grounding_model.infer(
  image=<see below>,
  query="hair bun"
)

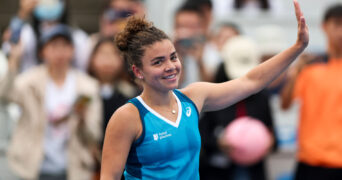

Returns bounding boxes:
[115,16,152,51]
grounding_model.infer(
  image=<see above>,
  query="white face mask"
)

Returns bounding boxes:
[34,0,65,21]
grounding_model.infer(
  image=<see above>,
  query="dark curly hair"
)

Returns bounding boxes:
[115,16,170,78]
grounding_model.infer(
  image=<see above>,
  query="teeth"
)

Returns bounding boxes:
[164,75,175,79]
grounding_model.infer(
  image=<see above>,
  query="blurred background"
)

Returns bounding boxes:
[0,0,340,52]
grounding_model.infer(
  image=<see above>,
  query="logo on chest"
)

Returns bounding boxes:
[186,107,191,117]
[153,131,172,141]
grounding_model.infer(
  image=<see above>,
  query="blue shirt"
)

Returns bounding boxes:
[124,89,201,180]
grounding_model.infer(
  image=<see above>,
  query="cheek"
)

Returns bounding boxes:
[63,48,74,58]
[92,59,104,72]
[111,58,124,70]
[42,48,55,61]
[176,60,182,71]
[93,60,112,74]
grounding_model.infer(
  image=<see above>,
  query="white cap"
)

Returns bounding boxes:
[221,36,260,79]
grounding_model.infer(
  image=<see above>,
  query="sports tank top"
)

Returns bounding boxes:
[124,89,201,180]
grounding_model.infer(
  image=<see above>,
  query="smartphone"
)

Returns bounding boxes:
[175,35,206,49]
[176,38,195,49]
[74,95,91,107]
[9,18,25,44]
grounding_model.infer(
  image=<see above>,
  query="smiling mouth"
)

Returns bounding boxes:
[163,74,177,79]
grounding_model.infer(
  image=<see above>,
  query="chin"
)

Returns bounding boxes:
[160,82,179,92]
[169,85,179,90]
[169,82,180,90]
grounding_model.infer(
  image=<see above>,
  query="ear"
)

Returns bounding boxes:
[132,65,143,79]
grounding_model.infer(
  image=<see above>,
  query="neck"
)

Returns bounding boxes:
[328,44,342,59]
[140,87,174,107]
[48,66,69,87]
[100,78,115,85]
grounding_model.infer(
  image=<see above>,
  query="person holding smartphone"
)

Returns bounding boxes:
[1,24,102,180]
[2,0,90,73]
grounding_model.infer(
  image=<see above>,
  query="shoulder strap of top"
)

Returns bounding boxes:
[173,89,200,117]
[127,98,147,146]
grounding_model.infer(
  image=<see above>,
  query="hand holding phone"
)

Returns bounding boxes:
[73,95,91,119]
[50,95,91,126]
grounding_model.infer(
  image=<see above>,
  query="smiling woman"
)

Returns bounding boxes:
[101,1,309,178]
[133,39,181,92]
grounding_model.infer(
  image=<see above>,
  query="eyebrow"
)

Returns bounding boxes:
[151,56,165,62]
[150,51,177,61]
[170,51,177,57]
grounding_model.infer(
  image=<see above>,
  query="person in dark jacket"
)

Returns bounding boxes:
[199,36,276,180]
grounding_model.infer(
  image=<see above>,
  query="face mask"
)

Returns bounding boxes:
[34,0,65,21]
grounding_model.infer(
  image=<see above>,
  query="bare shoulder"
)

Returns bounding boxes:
[179,82,213,113]
[106,103,142,140]
[180,82,212,98]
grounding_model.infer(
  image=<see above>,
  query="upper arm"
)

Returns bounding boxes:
[181,76,258,112]
[100,103,141,180]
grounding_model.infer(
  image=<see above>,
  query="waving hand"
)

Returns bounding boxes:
[294,0,309,48]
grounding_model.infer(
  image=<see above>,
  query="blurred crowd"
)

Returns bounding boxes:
[0,0,341,180]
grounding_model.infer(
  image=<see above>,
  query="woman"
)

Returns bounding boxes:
[88,37,134,135]
[101,0,308,179]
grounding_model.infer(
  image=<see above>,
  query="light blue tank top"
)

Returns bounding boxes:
[124,89,201,180]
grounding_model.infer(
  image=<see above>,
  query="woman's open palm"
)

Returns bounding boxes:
[294,0,309,48]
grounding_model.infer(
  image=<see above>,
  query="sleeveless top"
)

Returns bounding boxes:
[124,89,201,180]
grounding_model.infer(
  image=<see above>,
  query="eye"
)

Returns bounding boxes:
[171,54,178,61]
[152,60,162,65]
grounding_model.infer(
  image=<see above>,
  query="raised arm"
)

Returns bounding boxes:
[100,104,142,180]
[181,0,309,112]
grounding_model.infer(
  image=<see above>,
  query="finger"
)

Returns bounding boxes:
[293,0,303,22]
[300,16,306,31]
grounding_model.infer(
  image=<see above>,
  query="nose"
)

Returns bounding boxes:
[164,59,176,72]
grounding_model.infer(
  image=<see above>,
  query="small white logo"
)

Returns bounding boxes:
[186,107,191,117]
[153,134,159,141]
[153,131,172,141]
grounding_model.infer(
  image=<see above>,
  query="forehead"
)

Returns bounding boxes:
[142,39,175,60]
[45,36,72,46]
[325,16,342,24]
[175,11,202,25]
[98,42,116,51]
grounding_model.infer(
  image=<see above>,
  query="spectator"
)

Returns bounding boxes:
[2,0,89,72]
[184,0,213,37]
[109,0,145,18]
[254,25,301,152]
[202,22,241,79]
[213,22,241,52]
[199,36,275,180]
[282,4,342,180]
[85,0,146,73]
[87,37,137,137]
[212,0,284,18]
[1,24,102,180]
[173,2,213,87]
[87,37,132,180]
